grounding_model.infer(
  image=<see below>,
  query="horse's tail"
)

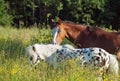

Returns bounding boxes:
[108,54,119,76]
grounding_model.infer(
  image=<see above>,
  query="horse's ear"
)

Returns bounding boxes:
[57,18,62,25]
[49,19,54,29]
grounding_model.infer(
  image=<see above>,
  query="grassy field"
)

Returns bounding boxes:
[0,27,119,81]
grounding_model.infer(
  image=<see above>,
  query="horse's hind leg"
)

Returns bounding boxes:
[97,67,108,81]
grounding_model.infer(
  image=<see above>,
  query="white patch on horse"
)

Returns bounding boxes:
[52,27,58,44]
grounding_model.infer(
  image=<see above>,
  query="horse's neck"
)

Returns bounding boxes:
[40,44,56,58]
[65,25,86,42]
[65,25,88,46]
[40,45,60,58]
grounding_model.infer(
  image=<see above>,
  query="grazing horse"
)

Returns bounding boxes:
[50,19,120,60]
[25,43,119,77]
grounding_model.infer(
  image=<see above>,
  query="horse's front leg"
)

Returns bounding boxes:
[33,60,40,68]
[117,50,120,61]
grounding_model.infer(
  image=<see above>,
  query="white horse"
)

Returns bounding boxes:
[25,43,119,77]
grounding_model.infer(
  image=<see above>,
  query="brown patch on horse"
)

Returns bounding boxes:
[101,58,106,67]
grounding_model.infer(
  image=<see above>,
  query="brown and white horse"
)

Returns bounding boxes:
[50,19,120,60]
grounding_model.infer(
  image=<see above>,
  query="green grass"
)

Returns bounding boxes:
[0,27,119,81]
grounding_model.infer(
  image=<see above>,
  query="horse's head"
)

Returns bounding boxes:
[25,45,39,65]
[25,44,47,66]
[50,19,67,45]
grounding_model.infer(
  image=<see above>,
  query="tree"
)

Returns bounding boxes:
[0,0,12,26]
[60,0,106,25]
[3,0,120,30]
[98,0,120,30]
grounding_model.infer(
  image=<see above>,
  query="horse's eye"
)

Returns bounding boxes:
[30,57,33,61]
[58,29,61,33]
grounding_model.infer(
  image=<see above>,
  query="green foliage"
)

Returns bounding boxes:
[0,0,12,26]
[1,0,120,30]
[64,0,106,25]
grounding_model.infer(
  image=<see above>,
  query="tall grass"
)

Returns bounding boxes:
[0,27,119,81]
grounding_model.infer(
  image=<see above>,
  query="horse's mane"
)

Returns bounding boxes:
[86,26,107,33]
[61,20,119,34]
[62,21,75,24]
[89,27,120,35]
[62,20,85,26]
[61,20,88,31]
[113,32,120,35]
